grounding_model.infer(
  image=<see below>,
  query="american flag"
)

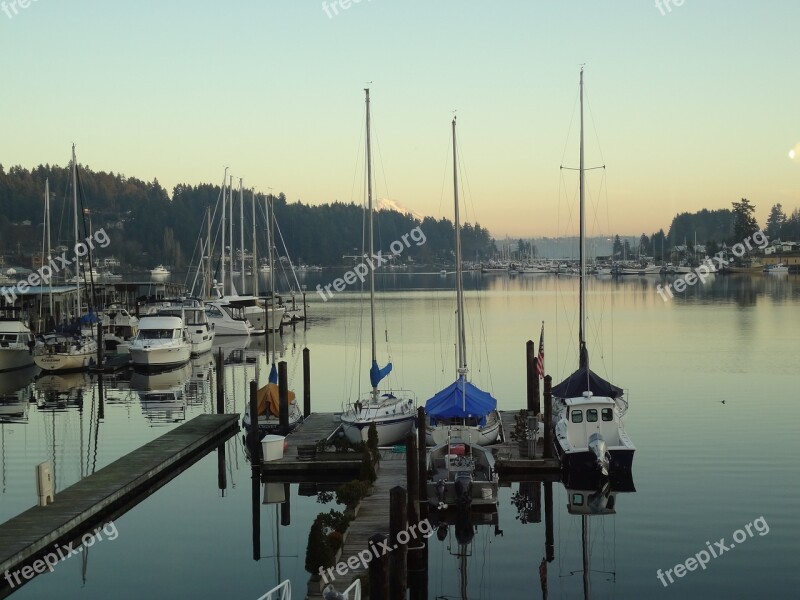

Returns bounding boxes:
[535,322,545,379]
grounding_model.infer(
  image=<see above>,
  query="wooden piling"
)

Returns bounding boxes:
[526,340,540,414]
[278,361,289,434]
[405,433,419,526]
[544,480,554,562]
[280,483,290,526]
[388,486,408,600]
[368,533,388,600]
[543,375,553,459]
[217,442,227,493]
[303,347,311,418]
[249,380,260,459]
[216,348,224,414]
[416,407,428,522]
[251,465,260,561]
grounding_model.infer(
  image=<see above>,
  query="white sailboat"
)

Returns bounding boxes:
[551,68,635,478]
[425,117,501,447]
[34,146,99,373]
[340,89,416,446]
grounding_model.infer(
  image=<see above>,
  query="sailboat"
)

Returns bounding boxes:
[339,89,416,446]
[424,117,501,447]
[34,146,99,373]
[551,68,635,477]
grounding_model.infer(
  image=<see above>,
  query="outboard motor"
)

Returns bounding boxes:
[454,473,472,508]
[588,432,610,477]
[436,479,448,510]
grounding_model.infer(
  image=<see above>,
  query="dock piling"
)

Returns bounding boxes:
[368,533,388,600]
[278,361,289,434]
[248,380,260,459]
[526,340,540,414]
[416,407,427,520]
[388,486,408,600]
[215,348,224,414]
[544,480,554,562]
[303,348,311,418]
[543,375,553,459]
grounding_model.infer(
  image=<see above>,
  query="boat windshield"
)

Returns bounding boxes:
[138,329,176,340]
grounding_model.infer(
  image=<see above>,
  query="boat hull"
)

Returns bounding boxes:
[34,352,95,372]
[242,409,303,438]
[0,349,36,372]
[130,345,191,371]
[340,413,416,446]
[426,411,502,447]
[555,443,635,473]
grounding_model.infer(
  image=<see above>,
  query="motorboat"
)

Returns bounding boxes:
[156,299,214,355]
[551,68,635,478]
[426,432,498,510]
[0,315,36,371]
[205,300,259,336]
[128,314,191,370]
[150,265,170,281]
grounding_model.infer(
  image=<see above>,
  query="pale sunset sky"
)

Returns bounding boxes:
[1,0,798,238]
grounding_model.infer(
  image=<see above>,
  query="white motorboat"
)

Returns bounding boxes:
[764,262,789,274]
[100,303,139,352]
[425,116,501,447]
[204,300,257,336]
[551,68,635,478]
[339,89,416,447]
[0,316,36,371]
[150,265,170,281]
[426,432,499,510]
[156,299,214,355]
[129,315,191,370]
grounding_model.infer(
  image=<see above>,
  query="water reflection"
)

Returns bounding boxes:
[130,362,192,425]
[0,365,37,424]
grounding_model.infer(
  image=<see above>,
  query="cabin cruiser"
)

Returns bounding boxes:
[100,303,139,352]
[150,265,170,281]
[205,300,261,336]
[155,299,214,355]
[129,314,191,370]
[0,316,36,371]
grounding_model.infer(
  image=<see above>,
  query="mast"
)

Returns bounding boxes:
[229,175,234,291]
[252,192,258,297]
[72,145,81,318]
[268,194,276,352]
[221,167,228,297]
[578,67,588,370]
[452,118,467,381]
[206,206,212,298]
[365,88,378,401]
[240,178,245,293]
[45,179,53,315]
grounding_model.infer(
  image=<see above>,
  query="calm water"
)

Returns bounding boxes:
[1,271,798,599]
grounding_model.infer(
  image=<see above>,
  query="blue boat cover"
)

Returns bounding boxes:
[424,378,497,425]
[551,366,623,399]
[369,360,392,388]
[268,363,278,385]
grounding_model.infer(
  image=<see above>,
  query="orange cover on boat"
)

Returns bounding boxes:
[257,383,296,418]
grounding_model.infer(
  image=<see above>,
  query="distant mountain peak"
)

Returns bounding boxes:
[376,198,423,221]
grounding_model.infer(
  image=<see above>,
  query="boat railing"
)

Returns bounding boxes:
[341,579,362,600]
[255,579,291,600]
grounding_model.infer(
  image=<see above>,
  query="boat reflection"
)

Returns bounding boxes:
[34,372,91,411]
[130,362,192,425]
[0,365,37,423]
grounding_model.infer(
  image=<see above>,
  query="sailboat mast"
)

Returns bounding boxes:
[365,88,378,399]
[72,145,81,317]
[221,167,228,296]
[45,179,53,315]
[578,67,588,370]
[240,178,245,293]
[229,175,234,291]
[269,195,276,355]
[252,192,258,297]
[206,206,212,298]
[452,118,467,377]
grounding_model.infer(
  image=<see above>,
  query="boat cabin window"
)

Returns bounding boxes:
[206,306,223,318]
[139,329,173,340]
[0,334,19,346]
[571,410,583,423]
[572,493,584,506]
[586,409,598,422]
[601,408,613,421]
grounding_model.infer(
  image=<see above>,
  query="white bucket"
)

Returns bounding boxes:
[261,435,286,461]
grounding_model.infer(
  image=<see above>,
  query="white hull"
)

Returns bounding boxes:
[190,334,214,356]
[426,411,502,447]
[130,344,191,369]
[244,305,284,333]
[0,349,35,372]
[340,394,416,446]
[34,349,96,372]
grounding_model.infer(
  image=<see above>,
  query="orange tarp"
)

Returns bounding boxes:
[256,383,296,418]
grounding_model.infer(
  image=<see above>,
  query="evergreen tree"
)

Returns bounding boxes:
[731,198,759,243]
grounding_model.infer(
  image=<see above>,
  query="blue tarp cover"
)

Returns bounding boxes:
[551,366,623,399]
[369,360,392,388]
[424,377,497,424]
[268,363,278,385]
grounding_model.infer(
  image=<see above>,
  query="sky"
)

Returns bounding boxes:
[1,0,798,238]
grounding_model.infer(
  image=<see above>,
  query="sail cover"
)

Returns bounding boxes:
[268,362,278,385]
[369,360,392,388]
[425,378,497,425]
[551,366,623,399]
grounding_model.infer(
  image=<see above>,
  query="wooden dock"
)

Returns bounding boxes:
[493,411,561,479]
[259,413,364,480]
[0,414,238,594]
[308,451,408,597]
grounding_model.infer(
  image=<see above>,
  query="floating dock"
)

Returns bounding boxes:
[0,414,238,595]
